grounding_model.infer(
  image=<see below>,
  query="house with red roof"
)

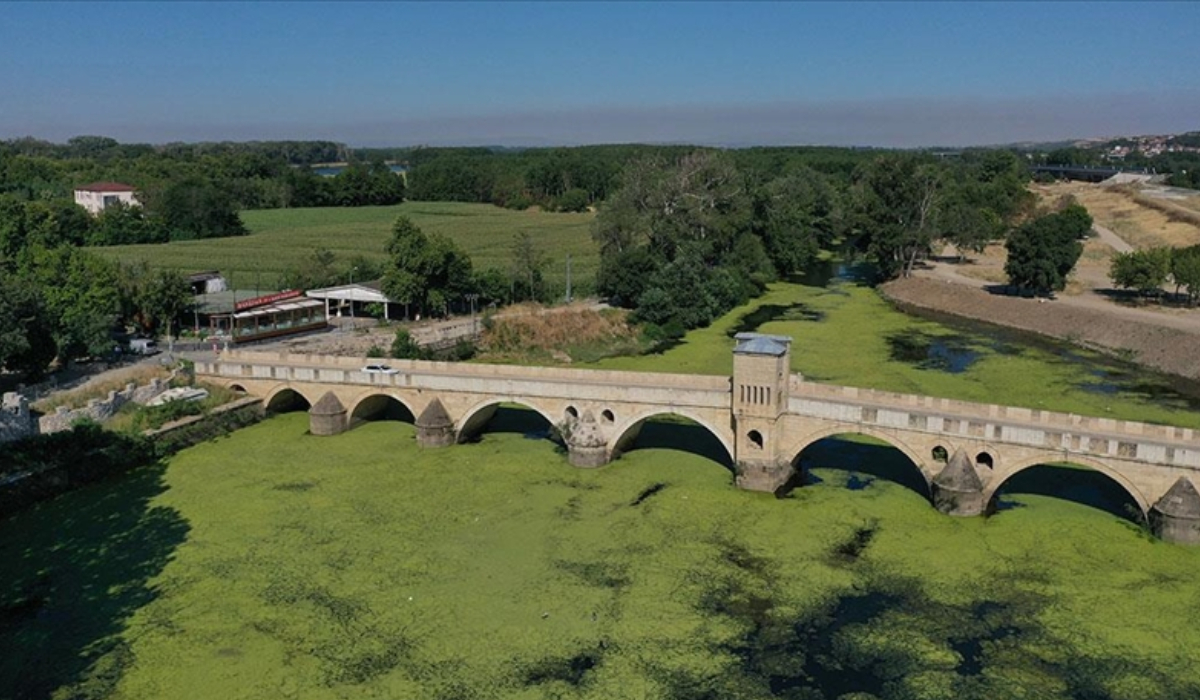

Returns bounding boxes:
[73,181,139,215]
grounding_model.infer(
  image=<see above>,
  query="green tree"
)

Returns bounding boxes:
[757,168,837,275]
[1171,245,1200,306]
[390,328,425,360]
[597,246,663,308]
[151,177,247,240]
[135,269,193,337]
[22,247,121,360]
[23,200,92,248]
[510,231,547,302]
[851,154,943,279]
[382,216,475,317]
[553,188,590,213]
[1004,205,1092,295]
[88,201,167,246]
[0,273,56,378]
[1109,248,1172,298]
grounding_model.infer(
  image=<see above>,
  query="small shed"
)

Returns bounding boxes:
[187,271,228,296]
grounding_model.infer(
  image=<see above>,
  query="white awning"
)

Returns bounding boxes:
[306,284,392,304]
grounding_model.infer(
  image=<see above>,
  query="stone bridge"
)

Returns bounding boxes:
[195,334,1200,544]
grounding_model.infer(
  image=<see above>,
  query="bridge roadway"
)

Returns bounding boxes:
[196,342,1200,544]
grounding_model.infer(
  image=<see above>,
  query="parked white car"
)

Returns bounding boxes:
[362,364,399,375]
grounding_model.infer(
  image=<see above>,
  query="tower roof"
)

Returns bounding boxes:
[416,397,453,428]
[933,448,983,491]
[1152,477,1200,519]
[309,391,346,416]
[733,333,791,357]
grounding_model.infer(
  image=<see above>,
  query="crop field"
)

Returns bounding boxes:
[91,202,599,292]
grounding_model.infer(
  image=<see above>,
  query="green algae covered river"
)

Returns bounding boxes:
[4,279,1200,700]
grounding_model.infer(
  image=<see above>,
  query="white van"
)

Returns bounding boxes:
[129,338,160,356]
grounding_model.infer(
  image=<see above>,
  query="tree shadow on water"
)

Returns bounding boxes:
[0,461,189,699]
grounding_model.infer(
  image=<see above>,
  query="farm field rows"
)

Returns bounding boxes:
[91,202,600,292]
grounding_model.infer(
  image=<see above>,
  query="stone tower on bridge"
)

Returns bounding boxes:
[730,333,793,491]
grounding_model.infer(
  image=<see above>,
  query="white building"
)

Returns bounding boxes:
[306,281,401,320]
[73,181,139,215]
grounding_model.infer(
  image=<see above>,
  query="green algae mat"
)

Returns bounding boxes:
[587,280,1200,429]
[4,412,1200,700]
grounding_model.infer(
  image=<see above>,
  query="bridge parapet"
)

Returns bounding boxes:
[789,379,1199,470]
[214,350,732,391]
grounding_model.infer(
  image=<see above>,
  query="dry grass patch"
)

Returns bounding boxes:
[479,304,647,364]
[32,364,173,413]
[1032,182,1200,250]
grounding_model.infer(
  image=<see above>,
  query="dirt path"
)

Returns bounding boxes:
[882,276,1200,381]
[1091,223,1134,254]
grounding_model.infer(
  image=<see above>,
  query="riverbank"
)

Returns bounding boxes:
[881,276,1200,382]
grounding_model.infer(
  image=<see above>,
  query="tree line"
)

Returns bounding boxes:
[590,148,1040,335]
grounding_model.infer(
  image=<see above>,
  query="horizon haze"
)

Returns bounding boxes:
[2,2,1197,148]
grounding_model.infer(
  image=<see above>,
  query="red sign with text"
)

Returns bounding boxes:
[235,289,303,311]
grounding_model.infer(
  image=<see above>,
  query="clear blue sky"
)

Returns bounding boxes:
[1,1,1197,147]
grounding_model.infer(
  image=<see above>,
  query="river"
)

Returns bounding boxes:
[2,271,1199,699]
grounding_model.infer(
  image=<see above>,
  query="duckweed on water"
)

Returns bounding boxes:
[4,412,1200,699]
[590,281,1200,428]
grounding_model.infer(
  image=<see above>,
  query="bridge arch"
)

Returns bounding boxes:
[608,409,734,468]
[264,385,314,413]
[785,425,935,488]
[982,454,1150,518]
[455,398,559,443]
[347,392,417,425]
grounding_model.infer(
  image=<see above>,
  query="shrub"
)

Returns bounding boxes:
[390,329,426,360]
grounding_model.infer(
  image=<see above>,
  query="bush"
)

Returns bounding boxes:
[554,188,590,213]
[390,329,426,360]
[366,345,386,358]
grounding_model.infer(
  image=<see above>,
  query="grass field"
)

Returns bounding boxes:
[4,413,1199,699]
[92,202,599,293]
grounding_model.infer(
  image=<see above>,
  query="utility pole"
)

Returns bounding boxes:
[348,266,357,329]
[466,293,480,335]
[565,254,573,303]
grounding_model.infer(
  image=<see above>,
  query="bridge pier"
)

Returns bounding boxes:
[1149,477,1200,545]
[309,392,348,436]
[931,448,987,516]
[735,460,795,493]
[416,398,455,448]
[565,411,610,468]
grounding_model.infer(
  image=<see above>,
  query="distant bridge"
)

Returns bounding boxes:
[196,335,1200,544]
[1031,164,1154,182]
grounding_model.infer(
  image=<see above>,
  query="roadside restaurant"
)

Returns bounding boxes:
[231,290,327,344]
